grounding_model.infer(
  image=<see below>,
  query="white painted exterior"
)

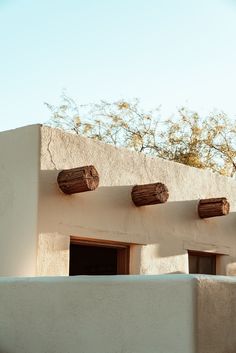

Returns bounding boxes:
[1,126,236,353]
[38,125,236,276]
[0,125,236,276]
[1,274,236,353]
[0,125,40,276]
[0,275,197,353]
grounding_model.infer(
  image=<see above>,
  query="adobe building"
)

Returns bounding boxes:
[1,124,236,353]
[0,124,236,277]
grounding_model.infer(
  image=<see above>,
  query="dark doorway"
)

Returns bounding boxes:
[188,251,216,275]
[69,240,130,275]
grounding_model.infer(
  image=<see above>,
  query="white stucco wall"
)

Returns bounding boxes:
[0,275,196,353]
[40,126,236,205]
[1,126,236,353]
[0,125,40,276]
[1,124,236,277]
[1,274,236,353]
[38,126,236,276]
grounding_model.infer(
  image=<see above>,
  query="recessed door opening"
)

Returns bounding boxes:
[69,239,130,275]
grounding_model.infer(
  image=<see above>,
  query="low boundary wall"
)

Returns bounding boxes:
[0,275,236,353]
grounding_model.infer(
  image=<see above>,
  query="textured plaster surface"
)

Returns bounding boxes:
[197,276,236,353]
[41,125,236,205]
[0,275,196,353]
[1,125,236,276]
[37,233,70,276]
[39,126,236,276]
[0,125,40,276]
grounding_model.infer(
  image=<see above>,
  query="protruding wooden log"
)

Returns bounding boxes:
[131,182,169,207]
[198,197,230,218]
[57,165,99,194]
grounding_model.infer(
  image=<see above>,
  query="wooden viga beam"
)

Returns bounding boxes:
[57,165,99,195]
[198,197,230,219]
[131,182,169,207]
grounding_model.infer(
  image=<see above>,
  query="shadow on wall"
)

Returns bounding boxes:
[40,169,134,207]
[39,169,200,213]
[38,170,236,259]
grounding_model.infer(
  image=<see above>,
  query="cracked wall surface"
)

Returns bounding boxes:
[40,125,236,204]
[38,126,236,276]
[1,124,236,277]
[1,125,236,352]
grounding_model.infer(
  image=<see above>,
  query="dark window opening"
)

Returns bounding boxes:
[188,251,216,275]
[69,240,129,276]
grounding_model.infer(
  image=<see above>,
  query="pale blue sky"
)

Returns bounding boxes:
[0,0,236,131]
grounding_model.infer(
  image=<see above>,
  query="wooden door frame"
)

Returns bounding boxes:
[70,236,130,275]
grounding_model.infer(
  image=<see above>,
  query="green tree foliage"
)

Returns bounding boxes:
[45,94,236,177]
